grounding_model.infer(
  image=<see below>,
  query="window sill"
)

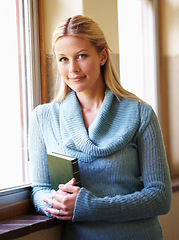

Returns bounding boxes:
[0,214,62,240]
[0,185,62,239]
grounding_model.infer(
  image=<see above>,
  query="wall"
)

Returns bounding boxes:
[44,0,83,54]
[14,225,62,240]
[158,0,179,239]
[83,0,118,54]
[44,0,118,54]
[159,191,179,240]
[83,0,119,79]
[162,0,179,177]
[163,0,179,56]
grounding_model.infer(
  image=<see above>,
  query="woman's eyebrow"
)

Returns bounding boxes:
[56,49,88,56]
[56,53,65,56]
[76,49,88,54]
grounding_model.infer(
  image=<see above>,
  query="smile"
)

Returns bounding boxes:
[69,75,86,82]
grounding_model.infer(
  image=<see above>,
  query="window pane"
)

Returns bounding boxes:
[0,0,30,189]
[118,0,158,113]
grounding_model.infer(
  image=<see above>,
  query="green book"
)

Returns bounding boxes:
[47,152,81,190]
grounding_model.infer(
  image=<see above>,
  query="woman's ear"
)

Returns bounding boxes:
[100,48,108,66]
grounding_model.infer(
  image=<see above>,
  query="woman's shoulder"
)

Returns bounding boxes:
[30,102,61,122]
[133,100,159,138]
[119,97,153,120]
[120,97,157,135]
[138,101,153,120]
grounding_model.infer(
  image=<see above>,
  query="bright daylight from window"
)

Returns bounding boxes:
[118,0,158,113]
[0,1,30,189]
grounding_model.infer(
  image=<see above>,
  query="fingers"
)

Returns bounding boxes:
[44,194,74,219]
[45,207,73,220]
[43,196,59,209]
[44,205,73,217]
[57,178,76,190]
[43,190,66,210]
[43,190,77,216]
[43,179,81,221]
[58,183,80,194]
[66,177,76,186]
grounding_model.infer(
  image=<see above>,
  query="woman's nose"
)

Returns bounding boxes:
[69,59,80,73]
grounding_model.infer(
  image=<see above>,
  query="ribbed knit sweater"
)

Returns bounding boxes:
[29,89,172,240]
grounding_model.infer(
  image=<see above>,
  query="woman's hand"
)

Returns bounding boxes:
[43,178,81,220]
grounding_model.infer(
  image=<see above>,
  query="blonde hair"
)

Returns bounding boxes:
[52,15,143,103]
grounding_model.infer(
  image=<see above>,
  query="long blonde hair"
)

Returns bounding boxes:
[52,15,142,102]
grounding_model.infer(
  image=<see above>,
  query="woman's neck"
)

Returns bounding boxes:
[76,85,105,112]
[76,85,106,130]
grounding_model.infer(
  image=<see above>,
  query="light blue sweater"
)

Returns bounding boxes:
[29,89,172,240]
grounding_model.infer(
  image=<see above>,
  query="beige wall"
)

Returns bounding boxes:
[159,191,179,240]
[14,225,62,240]
[44,0,118,54]
[83,0,119,54]
[163,0,179,56]
[162,0,179,176]
[44,0,83,54]
[159,1,179,239]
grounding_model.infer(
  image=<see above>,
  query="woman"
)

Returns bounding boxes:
[29,15,172,240]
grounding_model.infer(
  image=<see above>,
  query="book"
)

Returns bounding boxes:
[47,152,81,190]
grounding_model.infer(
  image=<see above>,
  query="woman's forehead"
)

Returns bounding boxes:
[54,36,97,55]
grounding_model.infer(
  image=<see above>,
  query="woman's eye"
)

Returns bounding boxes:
[59,57,68,63]
[78,54,87,59]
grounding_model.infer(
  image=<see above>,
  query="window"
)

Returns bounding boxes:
[0,0,41,191]
[118,0,159,114]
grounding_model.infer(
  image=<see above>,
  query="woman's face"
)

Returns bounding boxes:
[54,36,107,94]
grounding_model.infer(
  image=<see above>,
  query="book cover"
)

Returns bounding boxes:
[47,152,81,190]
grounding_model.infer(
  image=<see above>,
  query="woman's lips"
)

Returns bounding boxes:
[69,75,86,82]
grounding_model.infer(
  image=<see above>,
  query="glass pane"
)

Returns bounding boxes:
[0,0,27,189]
[118,0,158,113]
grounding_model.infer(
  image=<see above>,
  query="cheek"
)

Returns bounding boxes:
[84,60,101,76]
[57,64,68,76]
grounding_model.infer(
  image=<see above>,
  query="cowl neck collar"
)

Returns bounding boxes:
[59,90,139,161]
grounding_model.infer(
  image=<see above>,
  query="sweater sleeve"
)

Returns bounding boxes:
[72,109,172,223]
[28,106,52,217]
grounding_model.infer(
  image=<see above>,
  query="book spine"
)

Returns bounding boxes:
[72,159,81,187]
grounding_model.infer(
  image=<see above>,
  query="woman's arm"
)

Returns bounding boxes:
[28,106,52,217]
